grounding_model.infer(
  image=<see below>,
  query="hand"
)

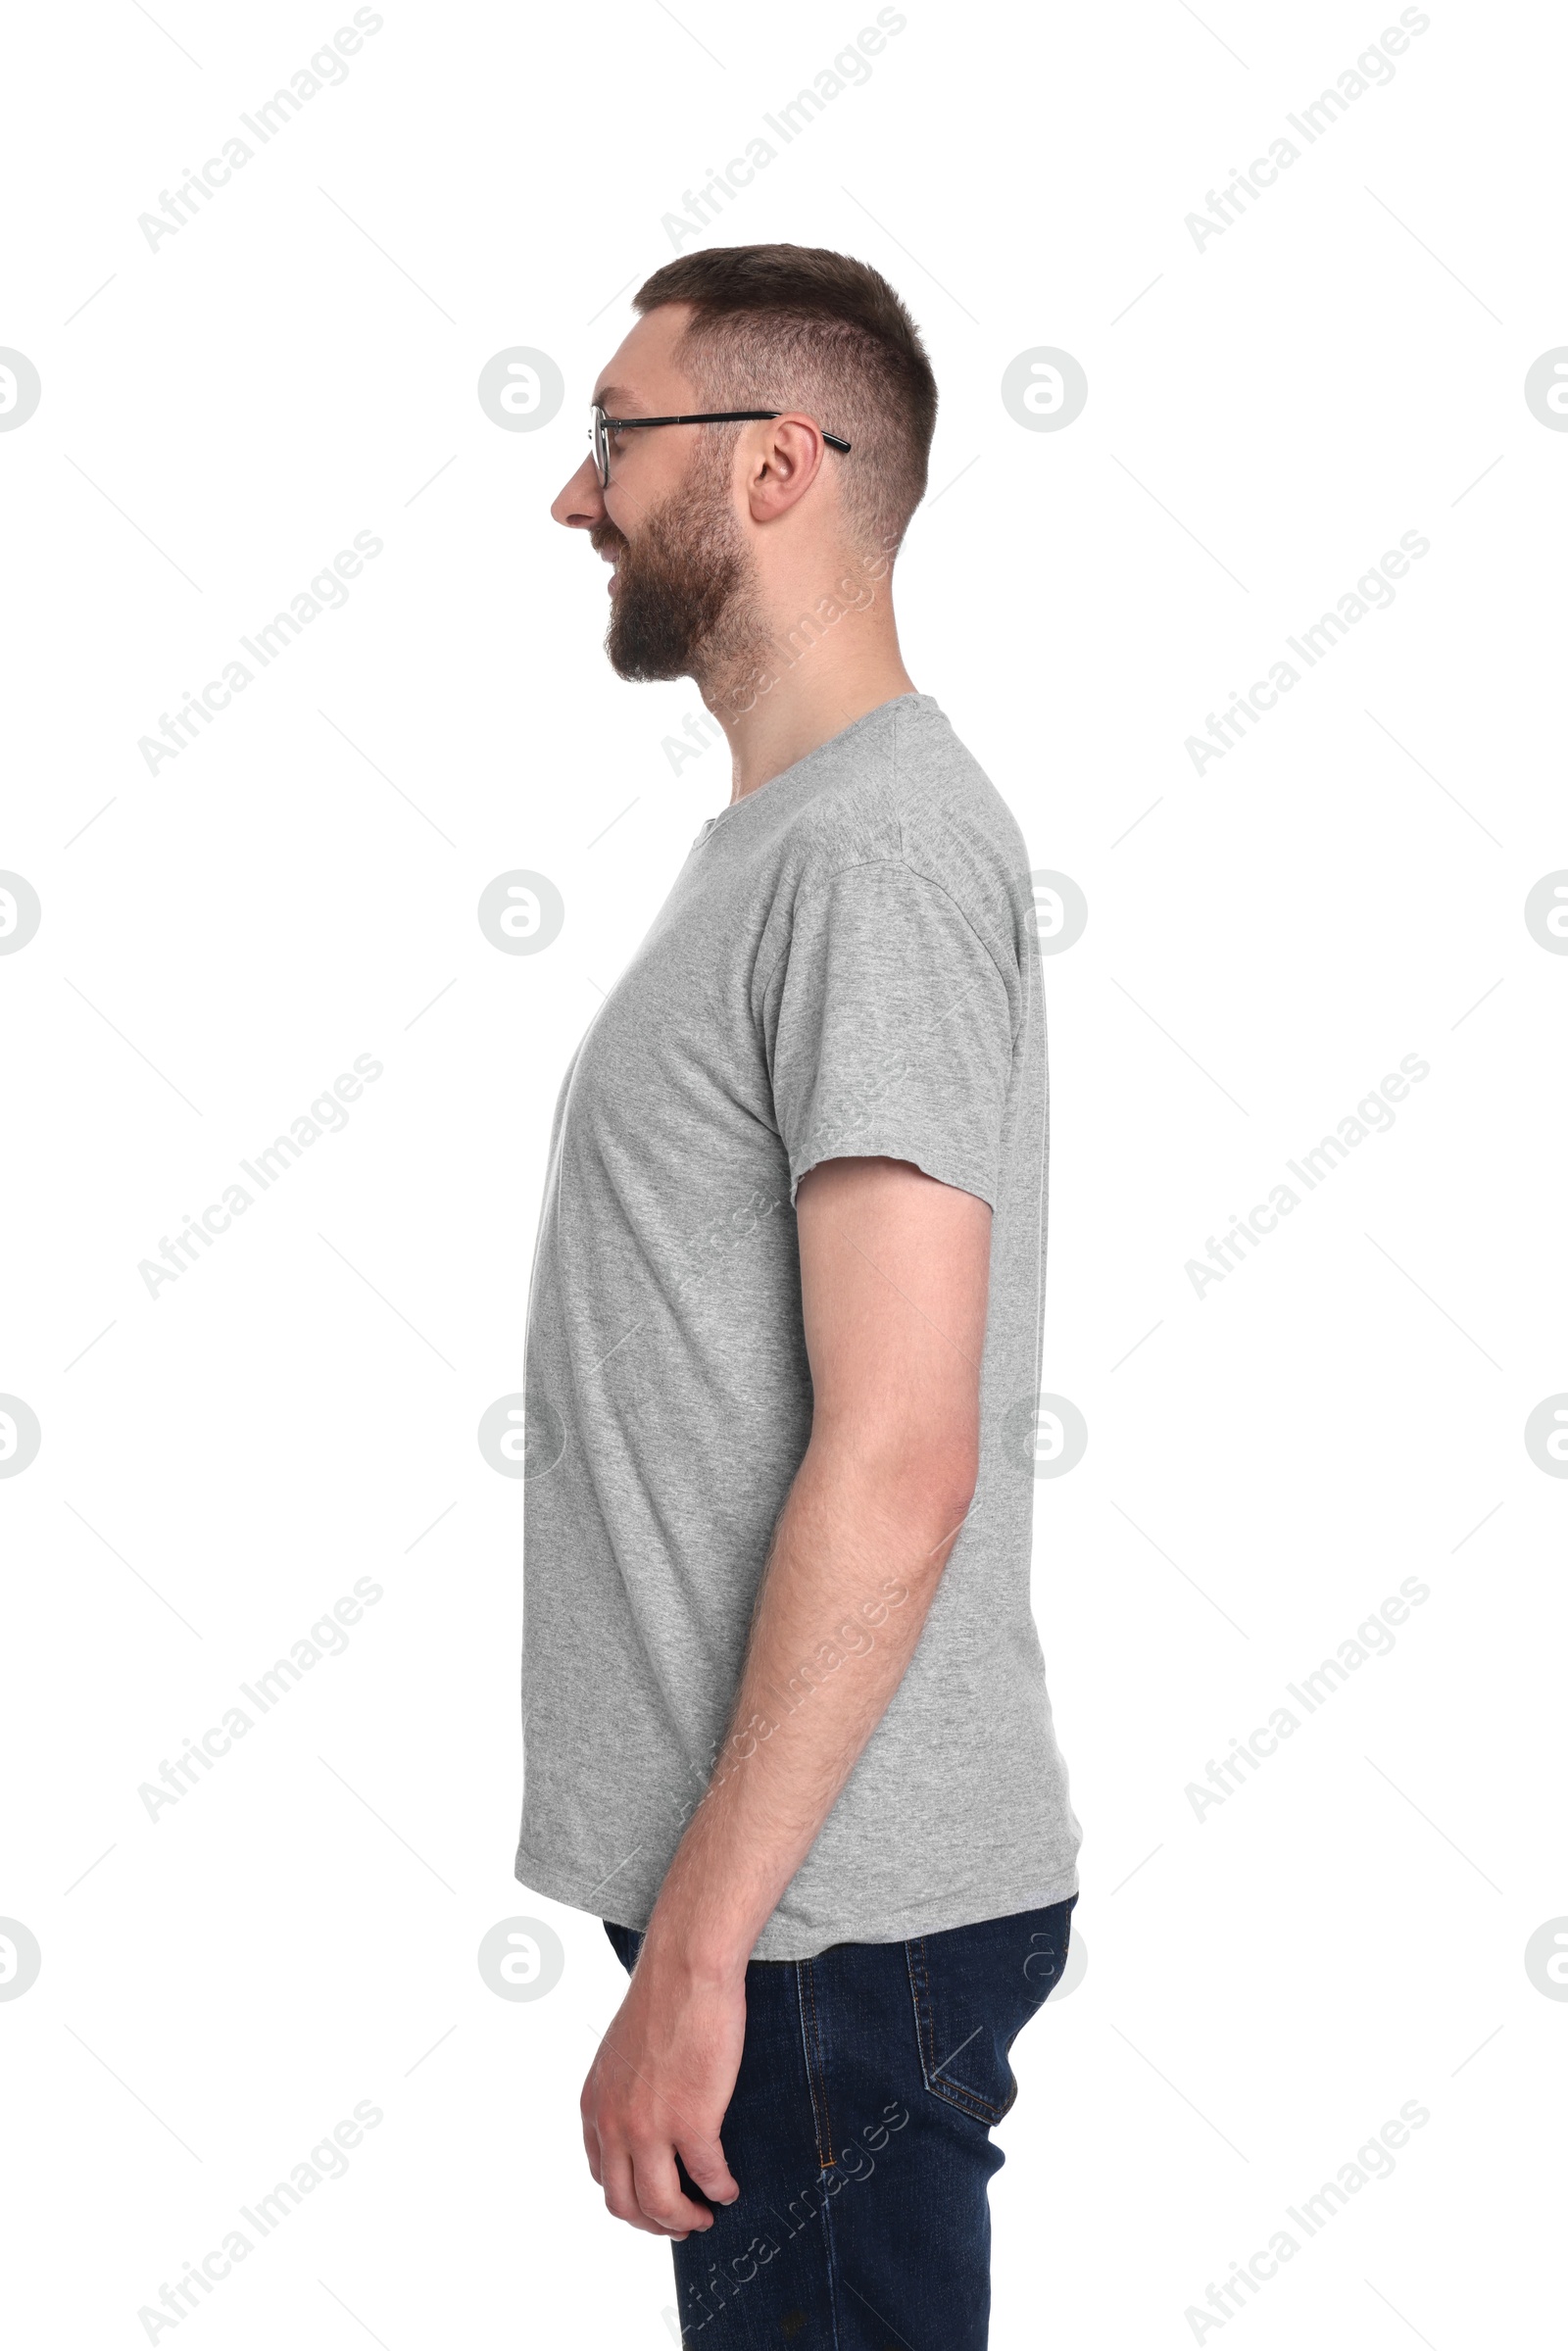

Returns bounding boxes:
[581,1943,745,2238]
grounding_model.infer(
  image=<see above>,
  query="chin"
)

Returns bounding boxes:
[607,644,693,685]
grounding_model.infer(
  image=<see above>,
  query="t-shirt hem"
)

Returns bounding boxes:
[515,1842,1079,1961]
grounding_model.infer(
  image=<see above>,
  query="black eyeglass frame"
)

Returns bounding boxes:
[589,404,851,488]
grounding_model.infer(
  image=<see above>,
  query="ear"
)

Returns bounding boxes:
[744,416,831,524]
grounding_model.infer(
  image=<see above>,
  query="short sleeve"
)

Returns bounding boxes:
[764,859,1018,1207]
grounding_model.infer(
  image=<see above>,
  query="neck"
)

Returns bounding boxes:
[699,578,917,801]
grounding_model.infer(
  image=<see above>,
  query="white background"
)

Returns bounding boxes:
[2,0,1564,2342]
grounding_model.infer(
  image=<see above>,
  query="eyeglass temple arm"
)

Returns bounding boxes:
[600,409,852,452]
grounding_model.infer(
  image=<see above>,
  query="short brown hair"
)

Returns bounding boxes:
[633,244,937,557]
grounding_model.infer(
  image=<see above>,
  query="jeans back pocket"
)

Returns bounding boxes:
[906,1896,1076,2126]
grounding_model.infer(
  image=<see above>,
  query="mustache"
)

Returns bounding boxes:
[590,521,629,559]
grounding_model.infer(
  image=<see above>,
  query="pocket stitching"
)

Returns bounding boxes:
[904,1935,1007,2126]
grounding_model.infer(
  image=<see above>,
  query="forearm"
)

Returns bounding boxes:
[638,1433,970,1984]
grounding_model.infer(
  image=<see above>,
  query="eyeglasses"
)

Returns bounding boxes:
[589,403,851,489]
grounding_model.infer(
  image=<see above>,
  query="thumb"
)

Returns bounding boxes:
[678,2132,740,2206]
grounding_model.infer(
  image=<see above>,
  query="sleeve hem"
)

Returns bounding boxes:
[788,1136,1000,1211]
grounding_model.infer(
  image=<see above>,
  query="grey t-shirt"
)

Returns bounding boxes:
[515,692,1080,1960]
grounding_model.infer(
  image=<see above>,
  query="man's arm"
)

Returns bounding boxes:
[579,1153,992,2239]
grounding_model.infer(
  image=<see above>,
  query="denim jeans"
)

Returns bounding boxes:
[603,1893,1076,2348]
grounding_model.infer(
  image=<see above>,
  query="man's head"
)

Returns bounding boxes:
[551,244,937,692]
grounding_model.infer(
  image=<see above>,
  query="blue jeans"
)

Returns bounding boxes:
[604,1893,1077,2348]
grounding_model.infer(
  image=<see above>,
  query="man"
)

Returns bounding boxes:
[517,244,1081,2346]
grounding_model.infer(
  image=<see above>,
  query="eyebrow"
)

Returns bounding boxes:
[593,385,642,413]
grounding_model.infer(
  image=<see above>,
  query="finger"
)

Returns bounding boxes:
[580,2112,603,2188]
[601,2147,686,2238]
[629,2139,712,2236]
[676,2132,740,2207]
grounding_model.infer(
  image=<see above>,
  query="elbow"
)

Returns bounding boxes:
[922,1444,978,1556]
[820,1420,979,1563]
[808,1392,982,1560]
[917,1423,978,1519]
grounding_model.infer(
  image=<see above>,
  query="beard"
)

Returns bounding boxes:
[597,450,764,690]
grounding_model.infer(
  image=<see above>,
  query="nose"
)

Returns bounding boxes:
[552,451,604,531]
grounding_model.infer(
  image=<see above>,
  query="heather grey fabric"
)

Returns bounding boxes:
[515,693,1080,1960]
